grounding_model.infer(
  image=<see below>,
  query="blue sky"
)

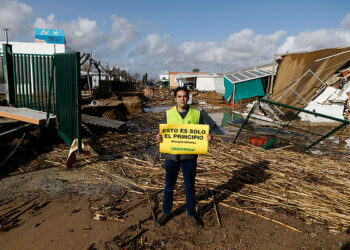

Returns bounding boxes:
[22,0,348,41]
[1,0,350,77]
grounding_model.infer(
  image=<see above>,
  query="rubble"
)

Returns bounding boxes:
[122,96,143,113]
[194,91,226,104]
[143,87,172,101]
[83,131,350,234]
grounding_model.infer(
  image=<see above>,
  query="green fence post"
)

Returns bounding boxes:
[305,122,348,150]
[233,101,258,143]
[75,52,82,154]
[46,61,55,126]
[2,44,15,104]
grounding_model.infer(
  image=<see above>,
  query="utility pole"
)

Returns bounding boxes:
[3,28,9,44]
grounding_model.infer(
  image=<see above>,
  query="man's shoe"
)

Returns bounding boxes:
[188,214,204,228]
[157,213,169,226]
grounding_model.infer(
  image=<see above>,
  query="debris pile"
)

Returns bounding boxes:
[194,91,226,104]
[87,132,350,234]
[122,96,143,113]
[229,98,350,157]
[128,112,164,132]
[105,223,148,249]
[144,87,171,101]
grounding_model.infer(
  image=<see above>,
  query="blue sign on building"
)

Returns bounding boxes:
[35,29,65,44]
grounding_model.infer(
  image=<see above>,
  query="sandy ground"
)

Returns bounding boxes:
[0,190,349,250]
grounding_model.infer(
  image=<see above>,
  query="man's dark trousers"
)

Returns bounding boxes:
[163,159,197,217]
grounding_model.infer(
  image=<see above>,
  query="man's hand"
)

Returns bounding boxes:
[156,134,163,143]
[207,134,212,141]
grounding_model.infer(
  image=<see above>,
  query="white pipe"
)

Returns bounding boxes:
[315,50,350,62]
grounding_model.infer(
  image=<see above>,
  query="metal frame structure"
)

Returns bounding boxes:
[274,69,328,105]
[233,98,349,151]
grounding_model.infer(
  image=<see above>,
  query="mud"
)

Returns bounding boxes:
[0,192,349,250]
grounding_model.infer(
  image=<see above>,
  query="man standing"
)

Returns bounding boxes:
[156,87,211,227]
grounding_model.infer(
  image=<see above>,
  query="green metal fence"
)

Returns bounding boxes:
[233,98,350,153]
[12,53,55,113]
[54,52,81,152]
[1,44,55,113]
[2,44,82,152]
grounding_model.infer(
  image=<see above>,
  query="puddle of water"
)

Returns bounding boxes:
[208,111,245,135]
[143,106,170,113]
[209,112,244,127]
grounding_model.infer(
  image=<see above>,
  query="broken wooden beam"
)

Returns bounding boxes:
[117,190,162,217]
[212,191,222,228]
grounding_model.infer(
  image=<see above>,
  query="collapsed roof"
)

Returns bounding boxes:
[270,46,350,109]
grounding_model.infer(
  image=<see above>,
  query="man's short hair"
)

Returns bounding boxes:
[174,87,189,97]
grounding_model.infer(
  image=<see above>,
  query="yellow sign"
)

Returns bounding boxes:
[159,124,209,154]
[40,29,49,35]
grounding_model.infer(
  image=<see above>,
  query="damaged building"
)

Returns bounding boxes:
[223,64,275,105]
[231,46,350,154]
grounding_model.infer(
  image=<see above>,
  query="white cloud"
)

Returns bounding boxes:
[137,33,174,56]
[0,0,33,39]
[34,14,55,28]
[137,29,286,73]
[340,13,350,31]
[107,15,139,51]
[278,14,350,53]
[34,14,104,51]
[184,29,285,66]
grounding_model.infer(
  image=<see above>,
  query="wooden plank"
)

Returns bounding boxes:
[81,114,126,129]
[0,106,56,125]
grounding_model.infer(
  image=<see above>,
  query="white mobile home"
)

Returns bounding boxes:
[196,75,225,94]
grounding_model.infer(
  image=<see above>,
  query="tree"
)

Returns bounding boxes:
[80,53,93,94]
[92,59,102,82]
[142,73,148,87]
[192,68,200,72]
[102,64,113,80]
[133,73,140,81]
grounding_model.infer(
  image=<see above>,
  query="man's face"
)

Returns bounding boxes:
[347,93,350,98]
[175,90,188,108]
